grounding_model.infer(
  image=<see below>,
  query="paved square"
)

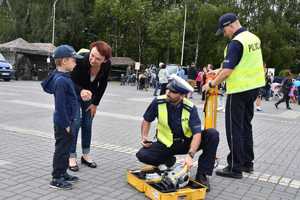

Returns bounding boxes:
[0,81,299,199]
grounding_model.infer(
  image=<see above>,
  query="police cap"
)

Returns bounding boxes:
[167,74,194,94]
[216,13,238,35]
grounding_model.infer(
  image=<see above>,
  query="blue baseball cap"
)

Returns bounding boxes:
[53,45,83,59]
[216,13,238,35]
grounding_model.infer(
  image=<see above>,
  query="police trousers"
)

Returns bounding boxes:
[225,88,258,172]
[136,128,219,176]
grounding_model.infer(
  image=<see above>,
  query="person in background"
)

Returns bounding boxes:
[187,63,197,98]
[289,83,297,104]
[196,69,203,95]
[201,66,207,101]
[177,66,186,80]
[275,72,293,110]
[158,62,168,95]
[265,74,272,101]
[255,89,263,111]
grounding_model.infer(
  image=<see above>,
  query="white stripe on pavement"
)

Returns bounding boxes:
[0,124,139,156]
[0,160,11,166]
[5,100,142,121]
[3,99,299,124]
[0,124,300,189]
[0,92,21,96]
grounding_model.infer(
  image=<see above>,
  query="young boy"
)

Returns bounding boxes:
[41,45,82,190]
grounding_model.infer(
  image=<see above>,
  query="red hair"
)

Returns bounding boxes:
[90,41,112,60]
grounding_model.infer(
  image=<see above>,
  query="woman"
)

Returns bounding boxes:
[69,41,112,171]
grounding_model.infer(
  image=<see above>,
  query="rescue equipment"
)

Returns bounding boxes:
[127,164,207,200]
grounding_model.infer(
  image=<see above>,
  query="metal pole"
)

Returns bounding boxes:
[52,0,59,45]
[180,2,187,66]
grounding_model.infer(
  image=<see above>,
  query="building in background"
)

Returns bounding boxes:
[0,38,55,80]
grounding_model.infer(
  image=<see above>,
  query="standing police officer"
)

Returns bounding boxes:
[203,13,265,179]
[136,75,219,191]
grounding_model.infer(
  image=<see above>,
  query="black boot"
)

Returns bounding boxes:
[165,156,176,168]
[215,166,243,179]
[195,173,210,192]
[240,165,254,173]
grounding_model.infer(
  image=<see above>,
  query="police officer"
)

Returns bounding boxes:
[136,75,219,191]
[203,13,265,179]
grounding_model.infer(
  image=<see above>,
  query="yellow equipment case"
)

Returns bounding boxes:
[127,166,207,200]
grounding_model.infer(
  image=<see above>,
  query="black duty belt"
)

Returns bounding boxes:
[173,138,185,142]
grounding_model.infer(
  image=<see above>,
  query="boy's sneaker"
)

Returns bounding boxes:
[50,177,73,190]
[64,173,79,182]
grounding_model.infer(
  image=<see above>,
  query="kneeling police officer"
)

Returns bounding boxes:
[136,75,219,191]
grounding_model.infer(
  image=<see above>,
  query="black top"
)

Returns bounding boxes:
[188,67,197,80]
[71,53,111,105]
[281,78,293,93]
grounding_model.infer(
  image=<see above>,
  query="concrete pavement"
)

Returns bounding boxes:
[0,80,300,200]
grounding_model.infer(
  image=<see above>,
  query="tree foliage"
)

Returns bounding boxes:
[0,0,299,73]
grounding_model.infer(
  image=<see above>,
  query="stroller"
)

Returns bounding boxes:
[271,83,282,100]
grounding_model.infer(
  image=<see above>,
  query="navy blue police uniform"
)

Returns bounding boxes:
[223,27,259,173]
[214,13,264,179]
[136,75,219,177]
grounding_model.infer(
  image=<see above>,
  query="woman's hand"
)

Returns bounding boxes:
[86,104,97,118]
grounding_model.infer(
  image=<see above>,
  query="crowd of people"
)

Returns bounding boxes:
[121,62,300,112]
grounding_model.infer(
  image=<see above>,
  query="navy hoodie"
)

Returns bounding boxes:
[41,70,78,129]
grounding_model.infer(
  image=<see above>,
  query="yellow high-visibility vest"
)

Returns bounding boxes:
[225,31,265,94]
[156,95,193,147]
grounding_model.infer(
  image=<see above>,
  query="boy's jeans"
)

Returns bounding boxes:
[69,100,93,158]
[52,125,72,178]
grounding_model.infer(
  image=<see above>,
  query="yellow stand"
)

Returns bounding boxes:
[203,73,218,129]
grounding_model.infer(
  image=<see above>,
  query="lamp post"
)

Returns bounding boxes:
[52,0,59,45]
[180,1,187,66]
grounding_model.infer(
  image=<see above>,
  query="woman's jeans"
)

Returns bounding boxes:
[69,100,93,158]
